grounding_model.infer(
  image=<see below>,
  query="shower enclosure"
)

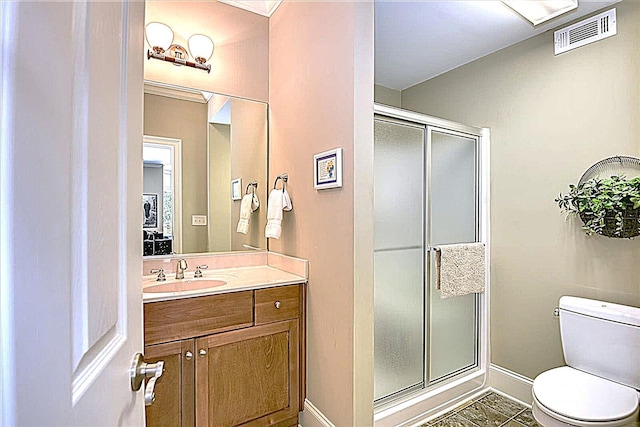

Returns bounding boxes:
[373,104,488,420]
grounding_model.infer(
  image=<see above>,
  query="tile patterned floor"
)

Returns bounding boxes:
[419,391,540,427]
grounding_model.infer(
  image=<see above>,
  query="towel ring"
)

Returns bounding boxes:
[273,174,288,191]
[246,181,258,195]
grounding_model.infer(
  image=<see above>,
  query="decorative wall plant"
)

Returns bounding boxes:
[555,175,640,238]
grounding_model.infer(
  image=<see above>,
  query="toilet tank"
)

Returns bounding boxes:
[559,296,640,390]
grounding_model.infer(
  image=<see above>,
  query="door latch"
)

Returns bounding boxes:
[130,353,164,406]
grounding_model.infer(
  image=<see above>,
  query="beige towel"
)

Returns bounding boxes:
[435,243,485,299]
[236,194,253,234]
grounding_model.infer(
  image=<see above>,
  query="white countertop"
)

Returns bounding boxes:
[143,265,307,303]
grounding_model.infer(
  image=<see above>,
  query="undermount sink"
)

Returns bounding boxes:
[144,279,227,293]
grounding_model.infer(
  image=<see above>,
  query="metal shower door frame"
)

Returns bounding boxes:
[373,103,487,411]
[425,124,481,385]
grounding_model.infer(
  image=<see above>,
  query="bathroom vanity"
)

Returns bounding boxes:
[142,255,307,427]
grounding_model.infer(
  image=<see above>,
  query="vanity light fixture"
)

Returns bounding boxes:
[502,0,578,26]
[145,22,214,73]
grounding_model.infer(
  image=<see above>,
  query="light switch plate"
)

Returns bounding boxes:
[192,215,207,226]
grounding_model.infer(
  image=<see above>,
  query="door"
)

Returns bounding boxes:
[145,340,195,426]
[373,111,482,405]
[0,2,146,425]
[373,118,426,401]
[196,321,299,427]
[427,127,479,381]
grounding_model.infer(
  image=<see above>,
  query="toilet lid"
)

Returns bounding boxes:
[533,367,639,422]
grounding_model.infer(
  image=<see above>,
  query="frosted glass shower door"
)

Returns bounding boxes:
[428,128,478,381]
[373,119,425,401]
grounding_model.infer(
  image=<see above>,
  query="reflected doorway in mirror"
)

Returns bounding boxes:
[143,135,183,253]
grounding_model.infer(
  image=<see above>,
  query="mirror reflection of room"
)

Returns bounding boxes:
[142,82,267,256]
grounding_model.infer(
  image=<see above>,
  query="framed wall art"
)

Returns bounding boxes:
[231,178,242,200]
[314,148,343,190]
[143,193,158,229]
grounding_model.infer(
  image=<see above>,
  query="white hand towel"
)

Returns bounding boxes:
[282,188,293,211]
[435,243,485,299]
[236,194,253,234]
[265,189,288,239]
[251,193,260,212]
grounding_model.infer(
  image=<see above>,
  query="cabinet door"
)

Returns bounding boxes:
[145,340,195,427]
[196,320,299,427]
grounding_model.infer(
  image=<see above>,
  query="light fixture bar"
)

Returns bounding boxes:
[503,0,578,26]
[144,22,213,73]
[146,49,211,73]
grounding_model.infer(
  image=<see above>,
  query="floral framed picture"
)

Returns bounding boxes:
[143,193,158,229]
[314,148,343,190]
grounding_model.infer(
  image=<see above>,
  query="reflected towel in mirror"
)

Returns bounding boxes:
[237,194,254,234]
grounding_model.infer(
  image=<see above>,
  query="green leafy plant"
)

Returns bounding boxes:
[555,175,640,237]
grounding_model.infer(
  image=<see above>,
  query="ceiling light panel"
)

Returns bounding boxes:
[503,0,578,26]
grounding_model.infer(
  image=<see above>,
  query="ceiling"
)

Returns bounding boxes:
[374,0,620,90]
[217,0,620,91]
[218,0,282,17]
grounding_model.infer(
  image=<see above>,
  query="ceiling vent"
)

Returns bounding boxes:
[554,8,616,55]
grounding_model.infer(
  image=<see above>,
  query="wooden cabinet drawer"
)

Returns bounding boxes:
[144,291,253,345]
[254,285,300,325]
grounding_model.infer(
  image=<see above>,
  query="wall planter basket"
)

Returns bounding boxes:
[556,156,640,238]
[578,209,640,238]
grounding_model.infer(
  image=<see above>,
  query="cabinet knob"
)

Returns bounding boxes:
[199,349,207,357]
[274,301,281,309]
[185,351,193,360]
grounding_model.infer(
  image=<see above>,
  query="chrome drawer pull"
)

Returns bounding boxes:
[274,301,281,309]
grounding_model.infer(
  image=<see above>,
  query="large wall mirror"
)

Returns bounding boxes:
[142,81,268,257]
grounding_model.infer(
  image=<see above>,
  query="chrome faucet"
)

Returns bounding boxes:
[175,259,188,280]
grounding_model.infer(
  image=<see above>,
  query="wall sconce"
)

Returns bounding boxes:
[145,22,214,73]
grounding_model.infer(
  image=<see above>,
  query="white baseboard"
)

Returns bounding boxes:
[375,370,486,427]
[301,368,531,427]
[488,364,533,406]
[300,399,336,427]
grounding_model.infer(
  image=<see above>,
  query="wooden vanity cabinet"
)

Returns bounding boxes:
[144,284,305,427]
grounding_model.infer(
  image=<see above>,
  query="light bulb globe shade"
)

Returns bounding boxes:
[188,34,214,64]
[145,22,174,53]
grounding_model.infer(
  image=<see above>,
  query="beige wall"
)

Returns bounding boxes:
[402,3,640,379]
[144,93,209,253]
[374,84,401,107]
[230,98,268,251]
[269,2,374,425]
[209,123,231,252]
[144,1,269,102]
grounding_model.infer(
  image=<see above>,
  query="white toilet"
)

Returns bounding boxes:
[532,296,640,427]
